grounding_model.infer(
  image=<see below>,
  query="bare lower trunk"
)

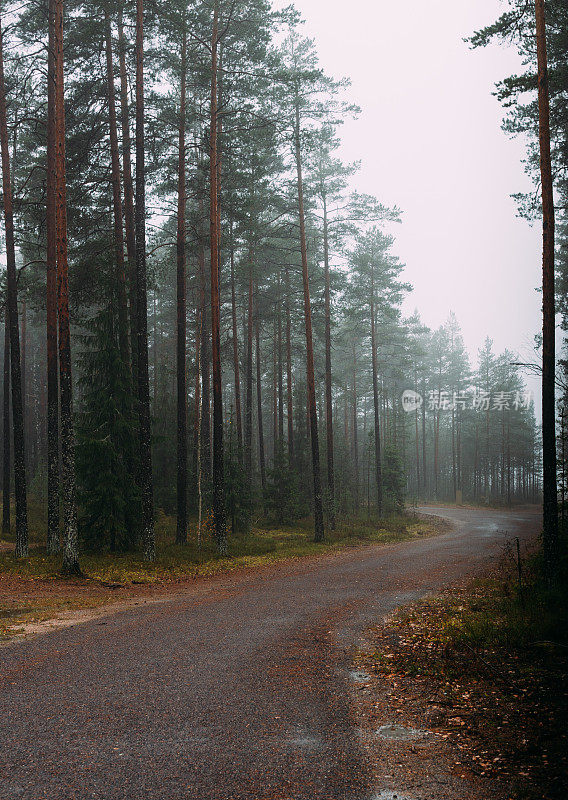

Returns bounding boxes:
[229,222,242,455]
[0,19,28,558]
[176,27,188,545]
[196,316,203,548]
[46,0,59,553]
[2,311,9,537]
[193,309,201,480]
[209,1,226,553]
[369,265,382,515]
[104,8,129,365]
[52,0,78,573]
[323,200,335,528]
[285,265,294,463]
[352,349,359,511]
[294,91,324,542]
[535,0,558,578]
[135,0,155,561]
[245,254,254,474]
[256,317,266,493]
[117,6,137,380]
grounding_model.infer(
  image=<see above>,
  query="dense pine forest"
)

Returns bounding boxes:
[1,0,561,571]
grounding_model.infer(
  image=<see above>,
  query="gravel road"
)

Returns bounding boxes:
[0,506,540,800]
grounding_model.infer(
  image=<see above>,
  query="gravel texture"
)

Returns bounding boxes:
[0,507,539,800]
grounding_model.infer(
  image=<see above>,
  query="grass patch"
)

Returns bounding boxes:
[0,506,446,637]
[0,507,442,584]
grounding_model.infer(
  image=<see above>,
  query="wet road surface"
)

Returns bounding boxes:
[0,506,540,800]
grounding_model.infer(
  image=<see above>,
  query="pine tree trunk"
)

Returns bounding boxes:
[229,221,243,455]
[176,26,188,545]
[272,316,278,461]
[294,91,324,542]
[193,308,202,480]
[285,265,294,464]
[117,6,137,381]
[209,1,226,553]
[255,317,266,493]
[322,198,335,528]
[535,0,558,578]
[135,0,155,561]
[278,285,284,445]
[245,253,254,474]
[104,7,129,366]
[52,0,79,573]
[2,310,10,537]
[369,264,382,515]
[452,405,457,500]
[421,376,427,497]
[196,311,203,547]
[0,19,28,558]
[352,349,359,511]
[46,0,59,553]
[198,178,211,483]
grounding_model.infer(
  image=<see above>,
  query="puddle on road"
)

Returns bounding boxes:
[286,725,323,752]
[348,669,371,683]
[376,724,429,742]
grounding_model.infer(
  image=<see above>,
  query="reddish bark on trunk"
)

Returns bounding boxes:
[104,7,129,365]
[2,310,10,537]
[209,1,226,552]
[46,0,59,553]
[535,0,558,578]
[52,0,79,573]
[294,93,324,542]
[0,19,28,557]
[135,0,155,561]
[176,27,188,544]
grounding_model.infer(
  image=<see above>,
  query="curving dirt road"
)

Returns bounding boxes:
[0,507,540,800]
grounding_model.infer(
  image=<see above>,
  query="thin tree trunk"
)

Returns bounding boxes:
[198,177,211,482]
[421,376,427,497]
[272,316,278,460]
[452,405,457,500]
[196,312,203,547]
[46,0,59,553]
[352,347,359,511]
[0,20,28,558]
[285,265,294,463]
[209,1,226,553]
[245,247,254,474]
[193,308,201,480]
[176,26,188,545]
[535,0,558,578]
[2,311,9,537]
[277,278,284,446]
[229,221,243,454]
[322,197,335,528]
[52,0,79,573]
[117,5,137,379]
[369,265,382,515]
[294,89,324,542]
[21,300,26,425]
[256,317,266,493]
[104,7,129,365]
[135,0,155,561]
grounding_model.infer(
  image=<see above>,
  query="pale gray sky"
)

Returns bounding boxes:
[278,0,542,408]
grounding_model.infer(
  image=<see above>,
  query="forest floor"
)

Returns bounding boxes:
[352,541,568,800]
[0,508,448,642]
